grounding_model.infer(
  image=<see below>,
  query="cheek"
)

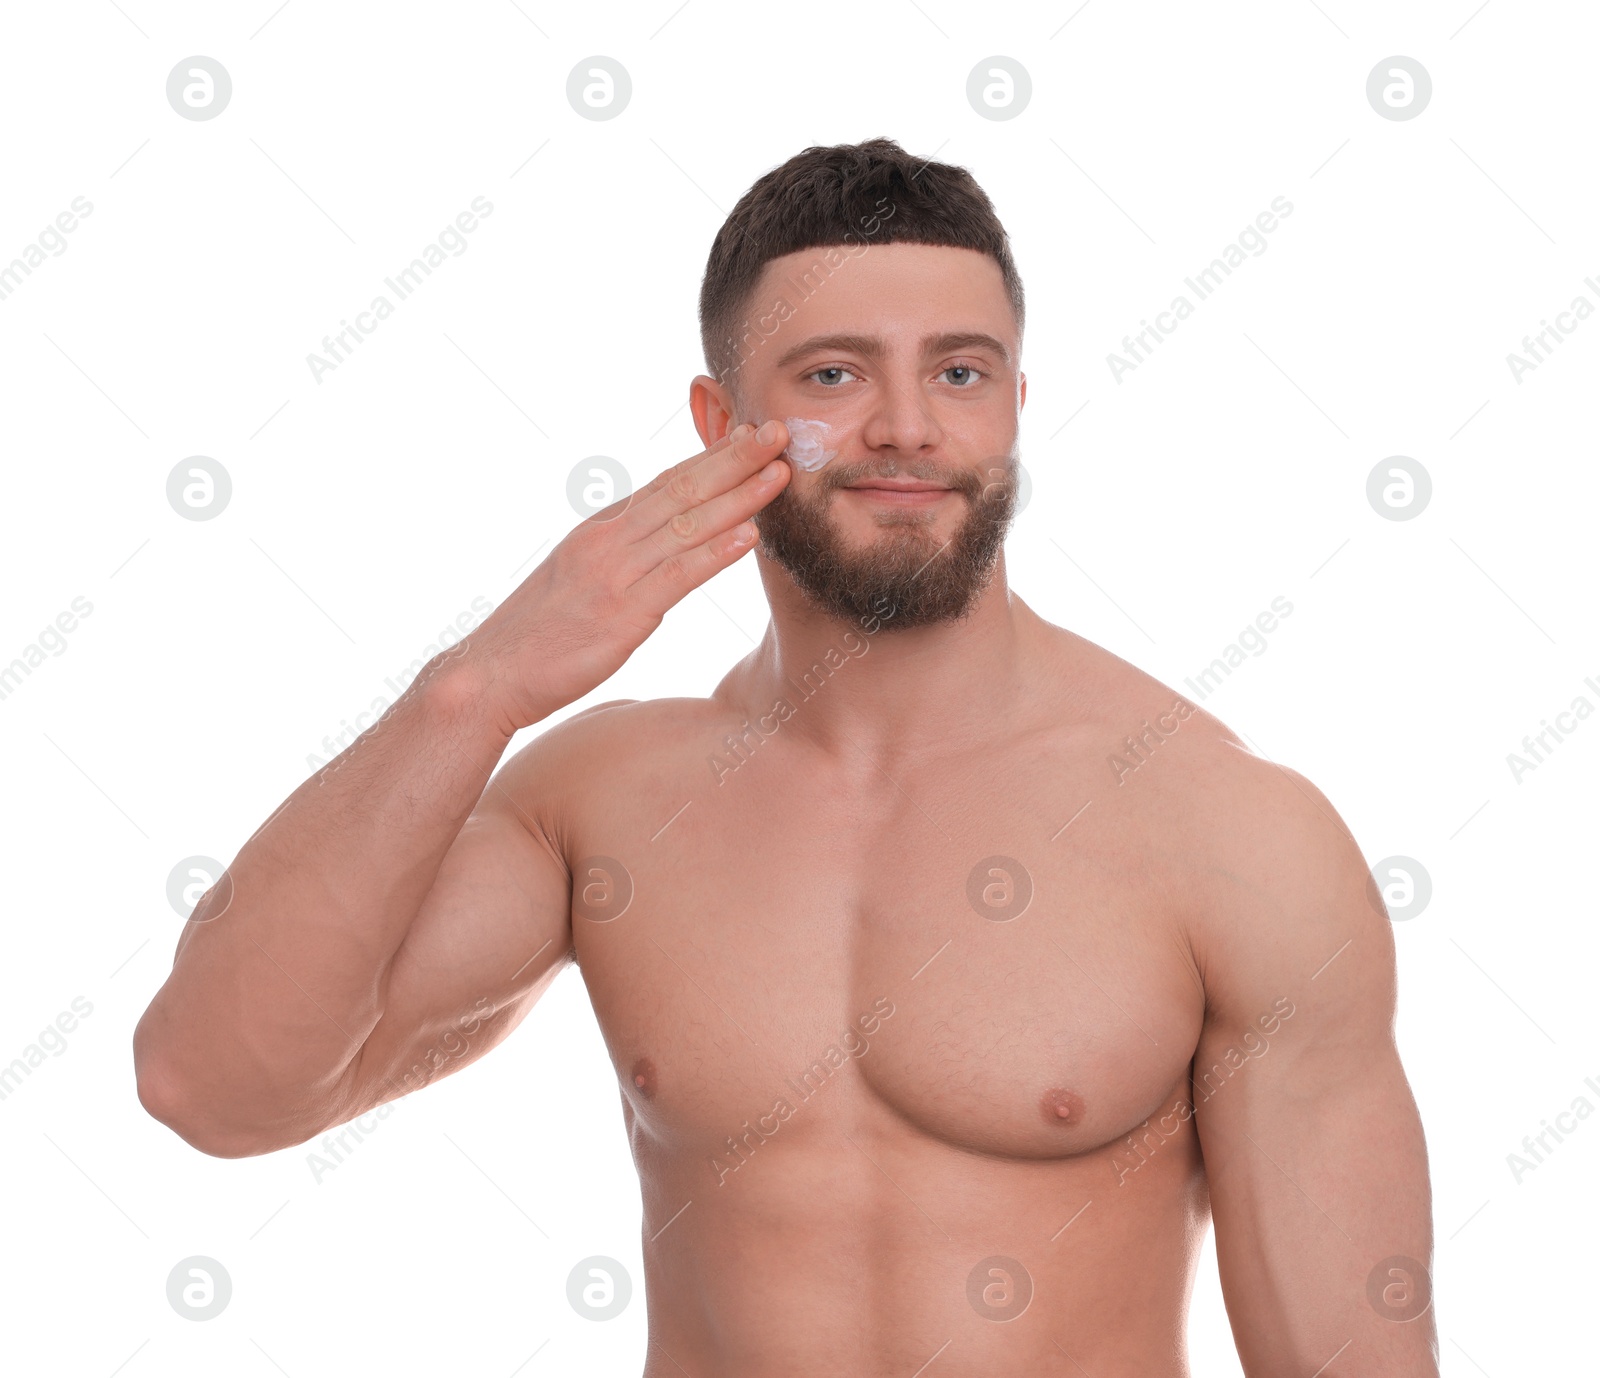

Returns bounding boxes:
[783,417,839,472]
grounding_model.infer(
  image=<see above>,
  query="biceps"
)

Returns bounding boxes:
[341,801,574,1116]
[1197,1040,1434,1372]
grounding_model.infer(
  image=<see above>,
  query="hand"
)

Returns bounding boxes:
[465,421,791,732]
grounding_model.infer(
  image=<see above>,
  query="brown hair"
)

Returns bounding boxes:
[698,137,1025,400]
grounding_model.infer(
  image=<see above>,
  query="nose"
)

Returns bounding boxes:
[856,370,943,461]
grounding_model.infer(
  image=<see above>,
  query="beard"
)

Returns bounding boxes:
[753,455,1020,631]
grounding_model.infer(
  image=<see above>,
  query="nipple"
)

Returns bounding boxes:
[1041,1087,1086,1127]
[631,1056,657,1100]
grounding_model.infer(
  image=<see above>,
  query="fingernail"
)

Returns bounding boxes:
[732,422,754,441]
[755,419,779,446]
[759,459,785,481]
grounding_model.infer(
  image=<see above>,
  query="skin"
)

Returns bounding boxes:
[133,243,1438,1376]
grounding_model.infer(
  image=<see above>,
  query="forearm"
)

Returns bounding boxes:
[133,423,793,1154]
[133,648,518,1151]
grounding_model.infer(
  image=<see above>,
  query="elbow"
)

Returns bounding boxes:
[134,1054,273,1159]
[132,1018,287,1159]
[131,1011,345,1158]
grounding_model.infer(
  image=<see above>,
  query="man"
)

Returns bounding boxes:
[134,138,1438,1375]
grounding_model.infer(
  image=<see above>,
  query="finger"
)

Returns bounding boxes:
[630,426,745,507]
[619,420,788,545]
[633,452,790,577]
[580,430,743,526]
[625,513,766,622]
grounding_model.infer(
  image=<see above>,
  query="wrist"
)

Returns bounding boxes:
[424,636,555,738]
[419,643,516,740]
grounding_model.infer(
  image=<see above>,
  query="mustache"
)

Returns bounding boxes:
[817,458,1011,501]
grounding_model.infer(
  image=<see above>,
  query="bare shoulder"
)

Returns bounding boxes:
[1032,623,1260,799]
[1166,710,1401,1070]
[1043,627,1387,1000]
[1054,626,1356,841]
[521,694,729,761]
[1145,692,1374,924]
[486,693,727,849]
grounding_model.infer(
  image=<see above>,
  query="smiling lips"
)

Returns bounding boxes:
[844,479,954,504]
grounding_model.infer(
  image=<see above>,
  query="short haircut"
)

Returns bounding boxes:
[698,137,1025,402]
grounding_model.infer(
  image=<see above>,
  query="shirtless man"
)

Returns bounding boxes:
[133,139,1438,1375]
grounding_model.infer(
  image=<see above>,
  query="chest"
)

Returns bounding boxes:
[566,728,1205,1166]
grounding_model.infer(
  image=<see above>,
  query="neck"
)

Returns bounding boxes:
[725,550,1038,762]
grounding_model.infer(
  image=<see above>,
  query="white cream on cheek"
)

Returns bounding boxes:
[782,417,839,472]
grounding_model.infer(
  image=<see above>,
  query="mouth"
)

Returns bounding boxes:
[842,479,956,506]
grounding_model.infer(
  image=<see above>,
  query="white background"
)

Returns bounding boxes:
[1,1,1595,1373]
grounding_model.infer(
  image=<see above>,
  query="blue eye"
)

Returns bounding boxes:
[809,366,857,386]
[943,365,982,386]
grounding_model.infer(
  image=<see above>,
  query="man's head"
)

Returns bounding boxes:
[690,138,1027,631]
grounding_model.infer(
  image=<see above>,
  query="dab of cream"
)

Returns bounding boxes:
[782,417,839,472]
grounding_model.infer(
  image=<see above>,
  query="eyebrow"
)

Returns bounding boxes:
[771,330,1013,371]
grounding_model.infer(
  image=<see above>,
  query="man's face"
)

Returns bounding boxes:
[721,242,1025,630]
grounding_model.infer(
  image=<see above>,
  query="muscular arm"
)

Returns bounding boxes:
[132,422,790,1157]
[1191,752,1438,1376]
[132,657,583,1157]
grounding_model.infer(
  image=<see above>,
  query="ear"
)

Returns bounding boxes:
[1018,371,1027,411]
[690,375,739,449]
